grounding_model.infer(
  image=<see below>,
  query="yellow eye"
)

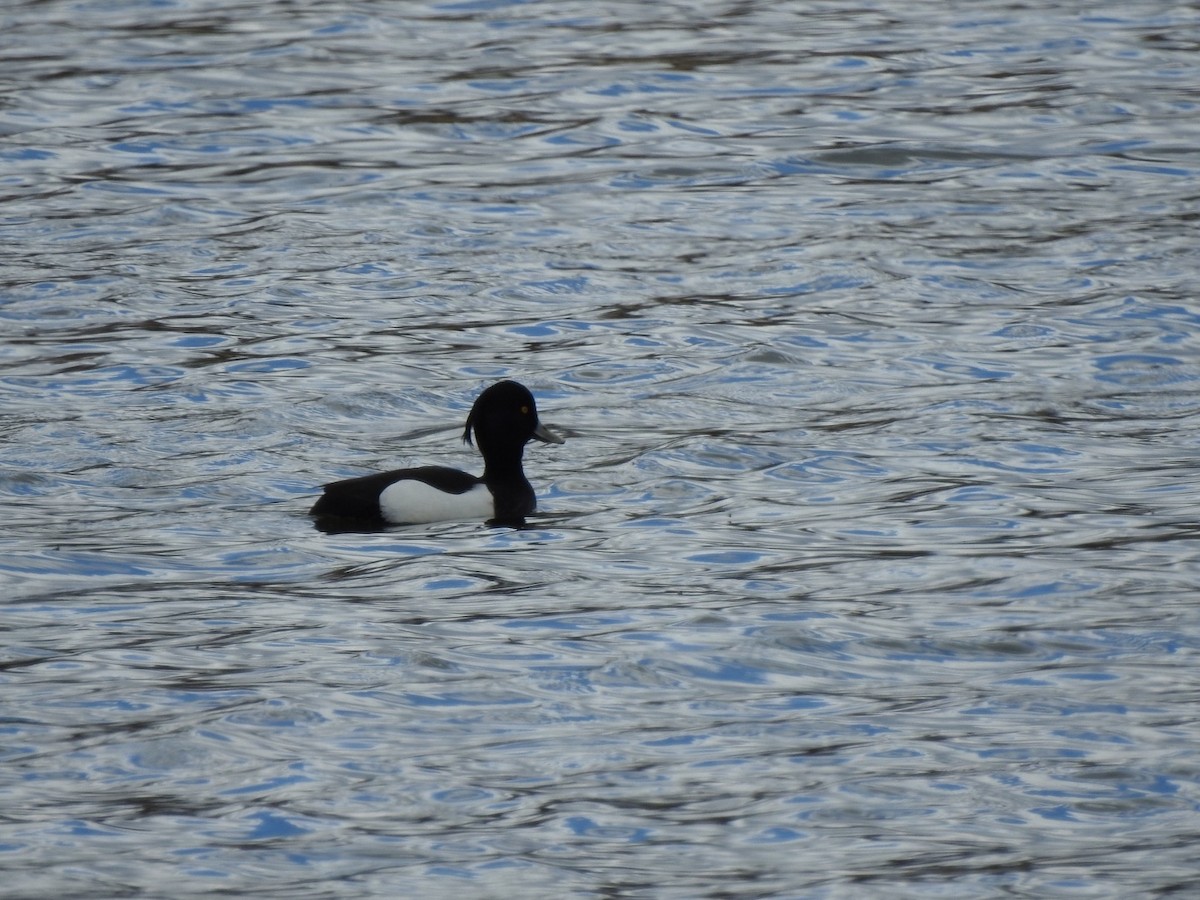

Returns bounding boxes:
[520,405,530,415]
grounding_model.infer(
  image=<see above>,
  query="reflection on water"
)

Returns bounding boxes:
[3,0,1199,896]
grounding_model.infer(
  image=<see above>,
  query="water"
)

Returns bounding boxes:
[3,0,1199,896]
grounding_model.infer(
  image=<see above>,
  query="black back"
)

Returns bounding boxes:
[310,466,480,526]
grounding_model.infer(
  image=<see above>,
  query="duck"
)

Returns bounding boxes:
[310,380,563,530]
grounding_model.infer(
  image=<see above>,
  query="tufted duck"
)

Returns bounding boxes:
[310,380,563,530]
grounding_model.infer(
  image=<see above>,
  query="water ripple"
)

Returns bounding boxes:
[4,0,1200,896]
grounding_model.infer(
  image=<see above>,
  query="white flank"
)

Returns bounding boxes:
[378,480,495,524]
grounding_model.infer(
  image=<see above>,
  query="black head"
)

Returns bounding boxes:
[462,380,563,460]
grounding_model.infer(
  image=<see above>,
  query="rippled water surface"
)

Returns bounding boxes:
[4,0,1200,896]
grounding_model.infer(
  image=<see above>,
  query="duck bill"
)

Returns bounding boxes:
[533,421,565,444]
